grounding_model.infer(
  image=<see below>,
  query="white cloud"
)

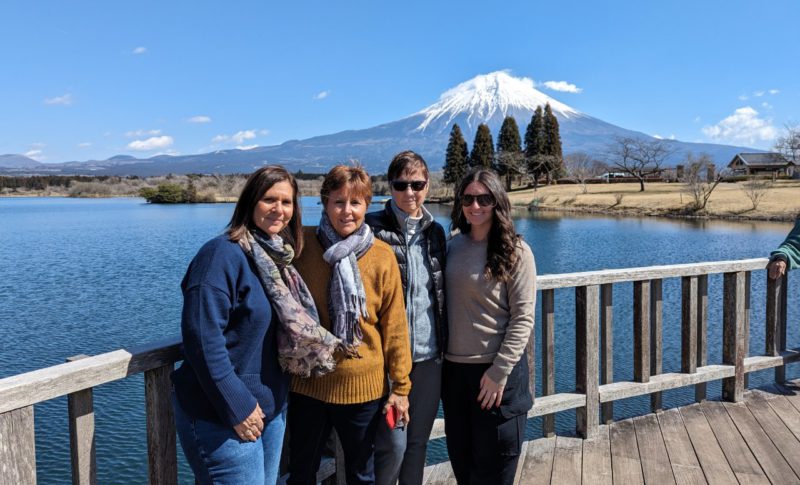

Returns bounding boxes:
[754,90,766,97]
[540,81,583,93]
[212,129,260,145]
[24,150,43,160]
[762,101,773,110]
[133,46,147,55]
[259,129,270,136]
[78,142,92,148]
[313,90,330,100]
[738,95,749,101]
[693,116,702,123]
[652,134,676,140]
[769,89,780,95]
[44,93,73,105]
[701,106,777,145]
[187,115,212,123]
[127,135,174,151]
[125,129,161,138]
[236,144,259,150]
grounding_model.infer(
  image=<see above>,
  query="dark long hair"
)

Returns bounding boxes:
[227,165,304,256]
[450,169,520,282]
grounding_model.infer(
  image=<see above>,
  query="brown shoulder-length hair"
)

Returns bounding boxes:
[387,150,429,181]
[227,165,304,256]
[450,169,521,282]
[320,164,373,206]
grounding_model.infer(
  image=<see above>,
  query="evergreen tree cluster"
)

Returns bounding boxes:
[442,103,564,190]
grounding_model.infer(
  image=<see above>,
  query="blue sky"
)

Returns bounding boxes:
[1,0,798,163]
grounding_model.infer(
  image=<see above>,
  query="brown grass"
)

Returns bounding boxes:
[510,180,800,221]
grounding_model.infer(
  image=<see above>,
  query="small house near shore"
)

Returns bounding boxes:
[727,152,796,177]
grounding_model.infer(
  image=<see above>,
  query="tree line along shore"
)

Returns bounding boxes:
[1,172,798,222]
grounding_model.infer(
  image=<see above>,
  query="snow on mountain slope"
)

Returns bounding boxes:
[415,70,583,133]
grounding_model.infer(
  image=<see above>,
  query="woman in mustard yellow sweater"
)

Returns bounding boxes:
[287,165,412,485]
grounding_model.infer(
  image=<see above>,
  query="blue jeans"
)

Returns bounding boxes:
[173,394,286,485]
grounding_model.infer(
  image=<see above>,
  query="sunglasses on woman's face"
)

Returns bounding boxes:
[391,180,428,192]
[461,193,496,207]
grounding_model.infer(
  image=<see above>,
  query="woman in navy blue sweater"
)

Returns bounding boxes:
[171,165,303,484]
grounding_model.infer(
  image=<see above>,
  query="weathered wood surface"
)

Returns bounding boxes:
[540,288,555,437]
[423,384,800,484]
[145,364,177,485]
[0,406,36,485]
[723,271,747,402]
[696,274,709,403]
[650,278,663,412]
[633,280,651,383]
[575,284,599,439]
[66,355,96,485]
[536,258,767,290]
[0,336,182,414]
[600,283,614,424]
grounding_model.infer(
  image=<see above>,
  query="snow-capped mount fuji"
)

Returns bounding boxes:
[414,71,582,133]
[0,71,757,176]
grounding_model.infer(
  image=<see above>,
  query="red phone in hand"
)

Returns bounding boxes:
[385,406,403,429]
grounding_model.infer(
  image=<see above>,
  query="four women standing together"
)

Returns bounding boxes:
[173,153,537,484]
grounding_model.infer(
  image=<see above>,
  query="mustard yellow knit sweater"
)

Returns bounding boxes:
[291,227,412,404]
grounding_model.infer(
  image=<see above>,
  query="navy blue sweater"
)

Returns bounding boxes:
[171,235,288,427]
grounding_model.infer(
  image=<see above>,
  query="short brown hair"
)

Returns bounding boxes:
[387,150,429,181]
[227,165,304,256]
[320,165,373,206]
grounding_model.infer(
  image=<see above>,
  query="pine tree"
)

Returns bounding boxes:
[524,106,548,188]
[495,116,522,190]
[470,124,495,170]
[544,103,565,182]
[443,124,469,187]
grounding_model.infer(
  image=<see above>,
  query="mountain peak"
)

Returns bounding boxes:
[414,70,583,133]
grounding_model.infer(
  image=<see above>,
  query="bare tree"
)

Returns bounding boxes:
[605,137,675,191]
[681,153,722,212]
[741,176,772,210]
[564,152,604,194]
[774,123,800,164]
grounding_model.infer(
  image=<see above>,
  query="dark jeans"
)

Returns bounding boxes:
[375,358,442,485]
[441,360,527,485]
[287,392,383,485]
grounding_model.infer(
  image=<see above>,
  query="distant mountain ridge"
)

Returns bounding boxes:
[0,71,757,176]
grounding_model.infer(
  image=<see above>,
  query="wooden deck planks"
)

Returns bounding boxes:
[582,425,612,485]
[745,390,800,479]
[517,436,556,484]
[678,403,736,485]
[656,408,705,485]
[633,413,675,485]
[723,400,800,484]
[610,419,644,485]
[701,400,769,485]
[550,436,583,484]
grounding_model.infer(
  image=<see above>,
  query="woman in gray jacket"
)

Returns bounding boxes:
[366,151,447,485]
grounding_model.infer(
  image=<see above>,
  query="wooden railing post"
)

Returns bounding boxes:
[67,354,96,485]
[768,272,789,382]
[576,285,599,439]
[145,364,177,485]
[650,279,663,413]
[633,280,651,383]
[723,271,746,402]
[681,276,698,376]
[600,283,614,423]
[0,406,36,485]
[744,271,752,388]
[541,289,555,437]
[695,275,708,402]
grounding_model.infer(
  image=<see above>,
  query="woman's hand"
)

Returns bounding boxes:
[768,259,787,280]
[478,372,504,410]
[384,393,410,426]
[233,403,266,442]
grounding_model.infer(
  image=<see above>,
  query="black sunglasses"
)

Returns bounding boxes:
[391,180,428,192]
[461,193,496,207]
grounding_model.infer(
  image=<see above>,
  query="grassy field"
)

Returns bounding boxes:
[506,180,800,221]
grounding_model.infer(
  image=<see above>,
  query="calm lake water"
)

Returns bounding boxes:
[0,197,796,484]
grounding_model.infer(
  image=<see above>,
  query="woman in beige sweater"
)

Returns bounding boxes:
[443,169,536,485]
[287,165,412,485]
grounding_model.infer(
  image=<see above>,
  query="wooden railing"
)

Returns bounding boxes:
[0,258,790,483]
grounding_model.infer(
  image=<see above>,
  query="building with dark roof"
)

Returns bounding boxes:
[727,152,796,177]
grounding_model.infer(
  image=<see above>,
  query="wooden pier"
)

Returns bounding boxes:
[0,257,793,484]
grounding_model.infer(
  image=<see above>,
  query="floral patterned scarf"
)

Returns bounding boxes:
[244,229,342,377]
